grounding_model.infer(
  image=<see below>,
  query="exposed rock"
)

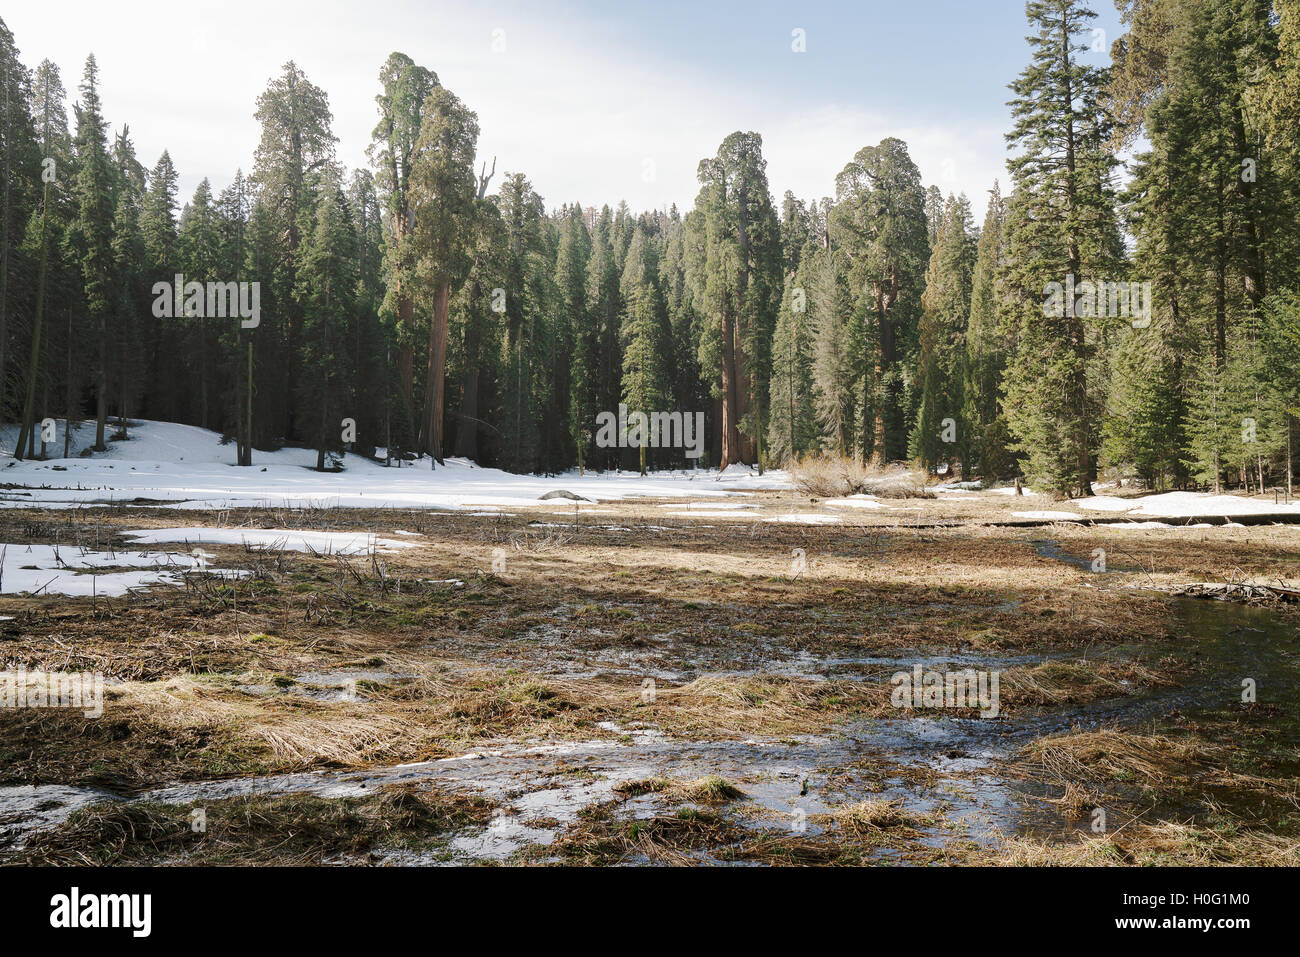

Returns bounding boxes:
[539,490,592,502]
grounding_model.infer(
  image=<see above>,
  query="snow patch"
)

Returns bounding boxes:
[0,542,237,596]
[120,527,417,554]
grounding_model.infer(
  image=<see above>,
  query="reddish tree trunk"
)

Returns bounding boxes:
[719,307,742,469]
[422,282,451,462]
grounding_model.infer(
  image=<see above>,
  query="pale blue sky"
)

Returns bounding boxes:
[6,0,1126,219]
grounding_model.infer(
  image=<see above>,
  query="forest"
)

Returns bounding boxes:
[0,0,1298,497]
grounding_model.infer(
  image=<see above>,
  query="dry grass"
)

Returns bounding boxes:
[2,500,1297,865]
[1021,729,1214,790]
[996,821,1300,866]
[832,798,932,831]
[788,455,934,499]
[13,783,495,866]
[997,659,1176,709]
[614,775,746,805]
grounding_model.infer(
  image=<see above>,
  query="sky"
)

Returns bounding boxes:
[5,0,1127,221]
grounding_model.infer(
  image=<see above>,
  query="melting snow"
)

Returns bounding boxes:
[0,420,792,512]
[0,542,235,596]
[1073,491,1300,518]
[121,527,418,554]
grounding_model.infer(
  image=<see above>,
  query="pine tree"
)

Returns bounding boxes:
[295,182,356,470]
[964,181,1013,480]
[618,229,668,474]
[0,19,39,424]
[345,169,387,458]
[178,178,221,428]
[69,55,115,452]
[585,206,621,469]
[767,264,816,464]
[556,204,594,467]
[659,206,706,465]
[1001,0,1123,497]
[1262,289,1300,495]
[371,53,438,431]
[16,59,72,459]
[216,170,254,464]
[809,244,857,455]
[924,185,944,247]
[251,61,337,443]
[107,126,145,439]
[449,196,507,462]
[910,193,975,473]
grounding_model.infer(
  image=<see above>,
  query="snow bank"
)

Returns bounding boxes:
[0,420,792,512]
[1073,490,1300,518]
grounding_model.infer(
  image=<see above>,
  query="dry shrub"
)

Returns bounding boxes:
[789,454,934,499]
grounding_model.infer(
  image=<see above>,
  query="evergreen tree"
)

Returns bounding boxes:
[585,206,621,468]
[449,196,507,462]
[555,204,594,466]
[618,229,668,474]
[767,261,816,464]
[409,84,478,464]
[964,181,1013,480]
[178,178,221,428]
[1001,0,1123,496]
[831,137,930,464]
[251,61,337,443]
[295,182,356,470]
[685,131,782,469]
[809,244,857,455]
[910,193,975,473]
[107,125,145,438]
[0,18,39,423]
[69,54,115,452]
[370,52,438,429]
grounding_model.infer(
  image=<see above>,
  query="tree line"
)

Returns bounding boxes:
[0,0,1298,494]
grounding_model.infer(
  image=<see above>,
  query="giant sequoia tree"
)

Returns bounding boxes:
[409,85,478,464]
[831,138,929,465]
[370,53,437,431]
[685,131,781,469]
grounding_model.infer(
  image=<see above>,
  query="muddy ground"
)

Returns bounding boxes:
[1,483,1298,865]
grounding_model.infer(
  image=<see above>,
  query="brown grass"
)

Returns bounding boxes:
[12,783,495,866]
[996,821,1300,866]
[1021,729,1214,789]
[788,455,934,499]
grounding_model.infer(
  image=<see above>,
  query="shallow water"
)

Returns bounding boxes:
[3,545,1295,863]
